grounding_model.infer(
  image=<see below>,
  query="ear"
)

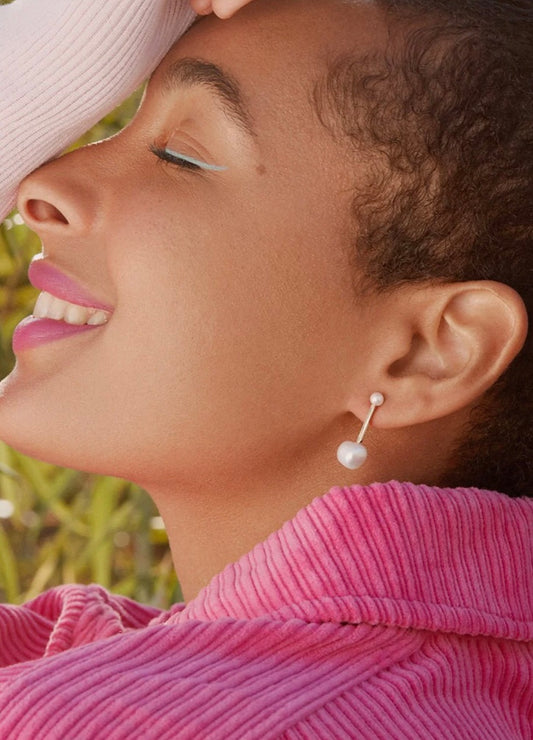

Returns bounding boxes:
[354,281,528,427]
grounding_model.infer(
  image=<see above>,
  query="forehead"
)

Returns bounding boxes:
[152,0,388,141]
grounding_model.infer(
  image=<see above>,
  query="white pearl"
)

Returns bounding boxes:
[370,392,385,407]
[336,441,368,470]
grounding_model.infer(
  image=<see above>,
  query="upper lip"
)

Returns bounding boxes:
[28,256,113,312]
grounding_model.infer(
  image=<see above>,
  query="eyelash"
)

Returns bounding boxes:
[149,144,203,172]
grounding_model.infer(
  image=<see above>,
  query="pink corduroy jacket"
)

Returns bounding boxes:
[0,481,531,739]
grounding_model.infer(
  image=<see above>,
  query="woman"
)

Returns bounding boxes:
[0,0,531,737]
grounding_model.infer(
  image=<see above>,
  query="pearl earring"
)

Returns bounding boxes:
[336,392,385,470]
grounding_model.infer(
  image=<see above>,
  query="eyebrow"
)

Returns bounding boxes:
[160,57,257,140]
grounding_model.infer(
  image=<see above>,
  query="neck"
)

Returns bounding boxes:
[148,465,342,601]
[145,417,459,601]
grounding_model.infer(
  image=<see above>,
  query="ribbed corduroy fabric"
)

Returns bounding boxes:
[0,0,196,219]
[0,482,531,738]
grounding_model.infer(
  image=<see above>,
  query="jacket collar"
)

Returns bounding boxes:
[171,481,533,640]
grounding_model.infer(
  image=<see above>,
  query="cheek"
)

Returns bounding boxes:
[0,173,356,487]
[118,172,350,379]
[91,202,343,483]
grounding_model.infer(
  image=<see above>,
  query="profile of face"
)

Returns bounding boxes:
[3,0,524,506]
[1,0,390,496]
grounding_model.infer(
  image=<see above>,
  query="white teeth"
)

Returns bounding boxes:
[64,304,89,326]
[87,311,109,326]
[33,291,110,326]
[49,295,69,321]
[33,292,53,319]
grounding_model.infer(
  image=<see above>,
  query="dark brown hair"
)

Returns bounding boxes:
[315,0,533,496]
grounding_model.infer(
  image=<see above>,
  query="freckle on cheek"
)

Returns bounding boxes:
[256,164,267,176]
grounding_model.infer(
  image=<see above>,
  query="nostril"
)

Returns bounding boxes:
[26,198,69,225]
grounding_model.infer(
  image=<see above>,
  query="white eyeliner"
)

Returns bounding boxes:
[165,148,228,172]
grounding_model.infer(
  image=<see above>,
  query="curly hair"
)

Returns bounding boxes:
[315,0,533,496]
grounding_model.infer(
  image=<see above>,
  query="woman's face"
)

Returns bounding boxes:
[0,0,386,491]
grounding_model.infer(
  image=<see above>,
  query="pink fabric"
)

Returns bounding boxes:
[0,481,531,738]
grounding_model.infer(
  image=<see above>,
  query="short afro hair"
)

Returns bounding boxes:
[315,0,533,496]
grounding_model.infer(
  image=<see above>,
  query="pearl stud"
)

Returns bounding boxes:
[336,392,385,470]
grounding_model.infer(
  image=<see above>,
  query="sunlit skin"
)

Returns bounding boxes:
[0,0,526,599]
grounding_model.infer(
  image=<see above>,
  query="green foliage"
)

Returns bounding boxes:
[0,91,181,607]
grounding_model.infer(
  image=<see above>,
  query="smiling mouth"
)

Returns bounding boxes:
[33,291,110,326]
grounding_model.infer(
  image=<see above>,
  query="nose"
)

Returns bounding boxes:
[17,148,100,238]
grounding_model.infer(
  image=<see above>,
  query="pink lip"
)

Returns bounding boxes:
[12,317,100,354]
[12,256,112,354]
[28,255,112,311]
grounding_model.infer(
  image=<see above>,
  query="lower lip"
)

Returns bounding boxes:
[12,317,102,354]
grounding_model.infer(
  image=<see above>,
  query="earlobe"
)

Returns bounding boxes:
[358,281,528,427]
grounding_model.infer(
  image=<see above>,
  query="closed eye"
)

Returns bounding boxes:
[149,145,227,172]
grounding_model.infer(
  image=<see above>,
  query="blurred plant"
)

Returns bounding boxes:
[0,89,181,607]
